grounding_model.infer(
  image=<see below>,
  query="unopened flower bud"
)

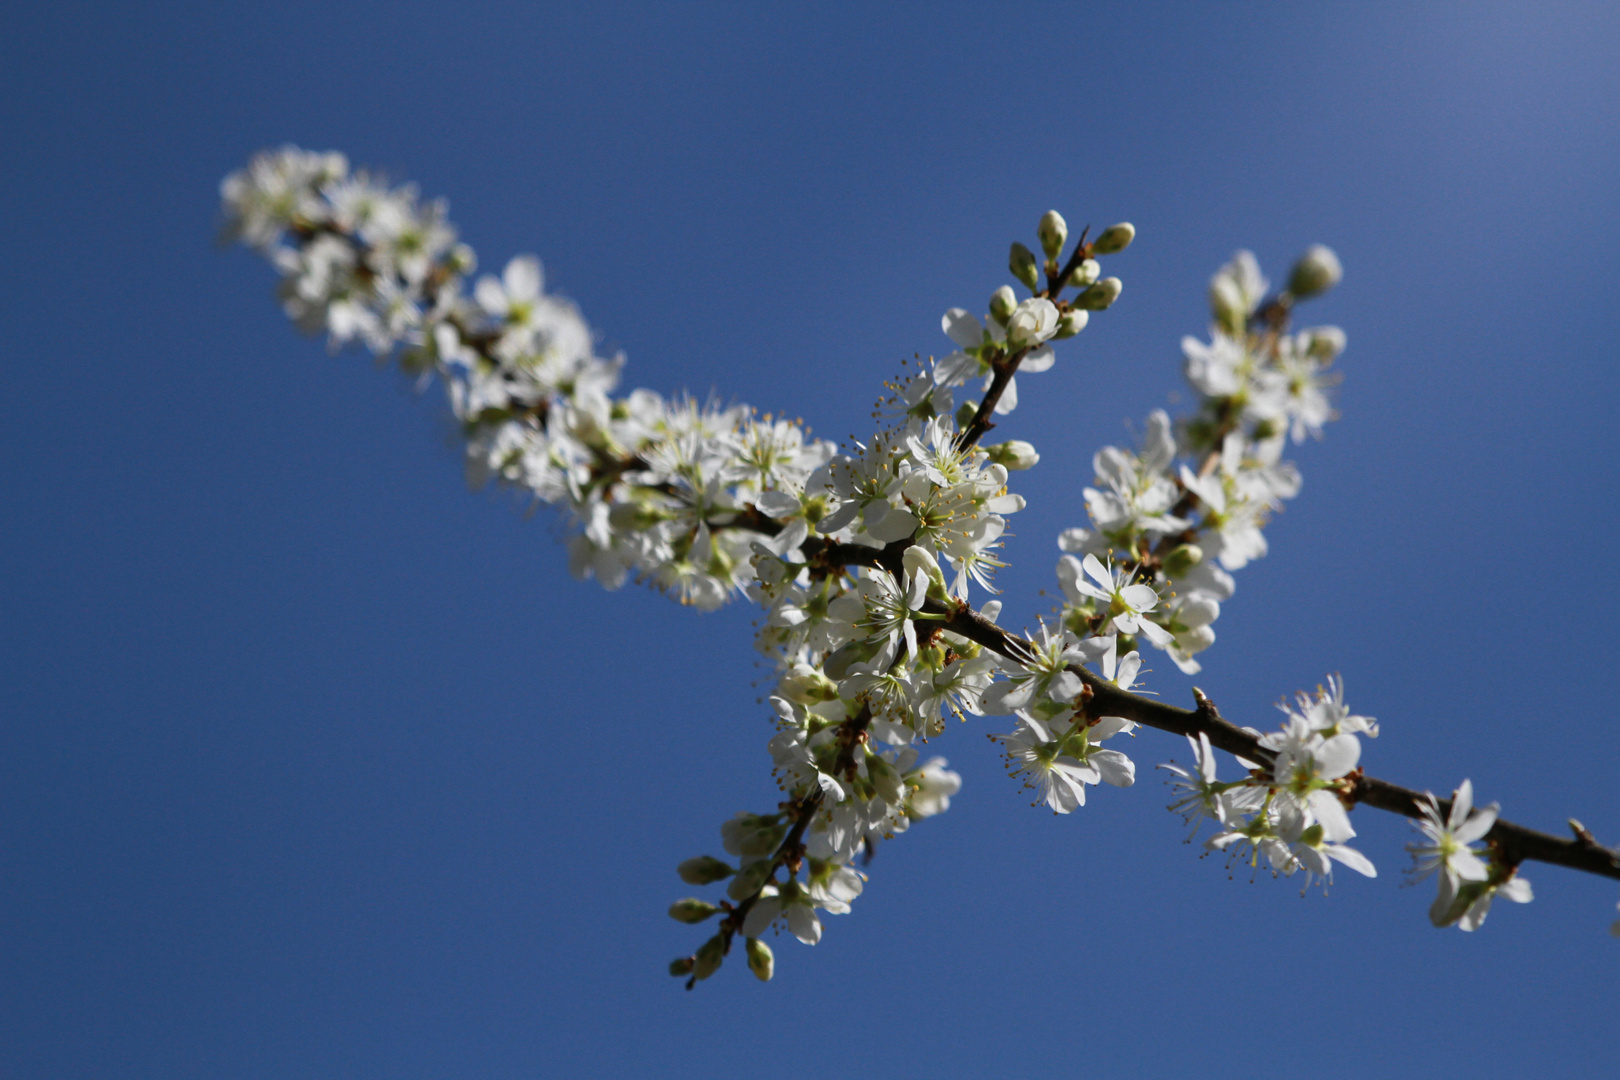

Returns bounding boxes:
[780,662,839,704]
[1092,222,1136,255]
[903,544,950,602]
[746,937,775,981]
[954,401,980,430]
[988,285,1017,324]
[446,243,476,276]
[727,859,773,901]
[866,751,906,806]
[678,855,735,885]
[721,813,786,859]
[1162,544,1204,578]
[1068,259,1100,288]
[986,440,1040,471]
[1209,277,1246,335]
[693,935,725,980]
[1053,308,1089,339]
[1038,210,1068,259]
[669,956,695,977]
[1287,244,1342,299]
[668,898,721,924]
[1302,325,1346,360]
[1178,624,1215,654]
[1074,277,1123,310]
[1009,242,1039,292]
[609,500,668,531]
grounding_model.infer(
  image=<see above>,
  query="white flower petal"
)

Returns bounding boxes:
[942,308,984,349]
[787,903,823,945]
[1327,844,1377,878]
[1316,733,1361,779]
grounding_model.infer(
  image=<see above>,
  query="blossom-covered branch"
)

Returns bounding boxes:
[222,147,1619,984]
[923,597,1620,882]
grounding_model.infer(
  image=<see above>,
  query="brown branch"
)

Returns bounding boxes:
[957,229,1097,454]
[695,704,878,986]
[800,536,884,574]
[1044,226,1094,298]
[954,344,1032,452]
[925,598,1620,882]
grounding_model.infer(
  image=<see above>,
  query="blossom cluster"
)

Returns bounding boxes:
[222,147,836,611]
[225,148,1592,987]
[1051,248,1347,679]
[1162,677,1378,890]
[978,247,1349,823]
[223,150,1138,983]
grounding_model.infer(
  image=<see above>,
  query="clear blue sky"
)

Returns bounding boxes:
[4,3,1619,1077]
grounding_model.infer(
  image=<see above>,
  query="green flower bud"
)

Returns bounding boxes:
[1162,544,1204,578]
[1092,222,1135,255]
[1038,210,1068,259]
[609,500,669,532]
[722,813,786,860]
[1074,277,1123,310]
[1067,258,1100,289]
[668,898,721,924]
[669,955,696,977]
[1287,244,1342,299]
[780,662,839,705]
[1052,308,1089,339]
[1009,242,1040,292]
[986,440,1040,471]
[865,751,906,806]
[746,937,775,981]
[693,934,725,980]
[446,243,476,276]
[1303,325,1346,360]
[954,401,980,430]
[727,859,773,901]
[988,285,1017,324]
[677,855,736,885]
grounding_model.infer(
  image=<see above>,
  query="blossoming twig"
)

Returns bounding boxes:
[220,147,1619,984]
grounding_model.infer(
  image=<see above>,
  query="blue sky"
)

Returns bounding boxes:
[3,3,1619,1077]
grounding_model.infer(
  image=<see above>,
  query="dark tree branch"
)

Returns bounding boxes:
[954,344,1033,452]
[924,599,1620,882]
